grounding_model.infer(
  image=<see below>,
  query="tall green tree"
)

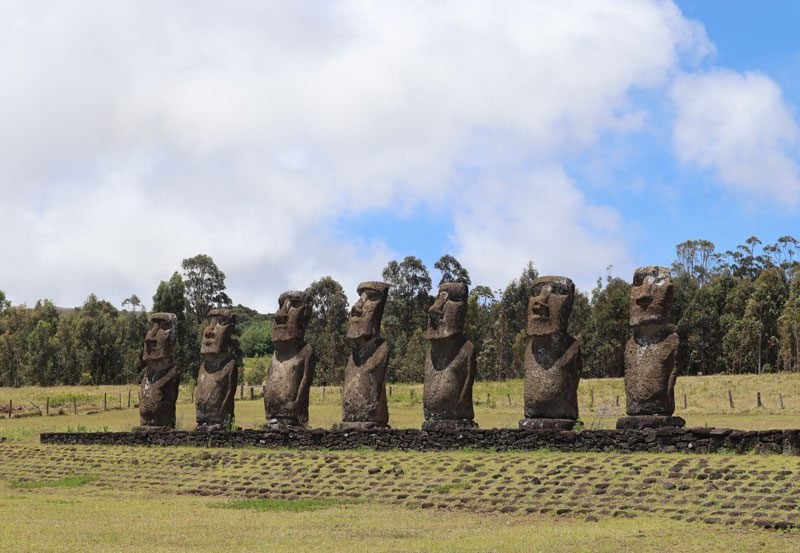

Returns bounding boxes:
[743,268,788,373]
[382,256,433,380]
[305,276,349,385]
[580,276,630,378]
[434,254,471,286]
[181,254,232,323]
[778,274,800,371]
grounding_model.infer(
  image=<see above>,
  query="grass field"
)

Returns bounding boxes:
[1,372,799,443]
[1,373,799,551]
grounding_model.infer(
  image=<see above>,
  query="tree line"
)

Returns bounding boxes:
[1,236,799,388]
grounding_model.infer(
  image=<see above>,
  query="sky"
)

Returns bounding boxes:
[1,1,799,312]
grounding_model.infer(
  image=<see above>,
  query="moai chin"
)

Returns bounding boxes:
[422,282,477,430]
[342,282,390,429]
[617,266,685,430]
[264,291,315,428]
[194,308,238,431]
[519,276,582,431]
[137,312,180,431]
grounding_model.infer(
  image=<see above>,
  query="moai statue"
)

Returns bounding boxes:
[422,282,477,430]
[519,276,582,430]
[195,308,238,431]
[342,282,390,429]
[616,266,684,429]
[137,313,180,431]
[264,291,315,428]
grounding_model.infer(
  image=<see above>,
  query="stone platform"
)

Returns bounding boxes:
[39,427,800,455]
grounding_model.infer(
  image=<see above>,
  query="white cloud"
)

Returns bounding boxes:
[452,169,632,293]
[671,69,800,205]
[0,1,711,309]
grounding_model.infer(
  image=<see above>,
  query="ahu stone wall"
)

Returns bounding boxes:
[40,427,800,455]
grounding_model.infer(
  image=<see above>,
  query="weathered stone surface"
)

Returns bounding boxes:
[523,276,581,421]
[423,282,476,428]
[40,427,800,455]
[195,308,238,430]
[622,266,679,422]
[264,291,315,428]
[139,312,180,429]
[519,418,577,430]
[342,282,390,428]
[422,419,477,431]
[616,415,686,430]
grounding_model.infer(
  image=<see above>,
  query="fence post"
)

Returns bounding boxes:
[103,392,107,411]
[507,394,512,407]
[389,385,393,397]
[128,389,131,408]
[250,387,254,400]
[589,389,594,408]
[240,385,244,399]
[779,393,784,409]
[46,397,50,416]
[728,389,734,409]
[322,386,326,399]
[73,398,77,415]
[615,395,620,407]
[8,399,11,419]
[683,393,687,409]
[410,388,415,399]
[757,391,763,408]
[119,392,122,409]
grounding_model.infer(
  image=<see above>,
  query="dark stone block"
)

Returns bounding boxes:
[519,418,577,431]
[616,415,686,430]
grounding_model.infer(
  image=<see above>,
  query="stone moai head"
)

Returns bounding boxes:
[427,282,468,340]
[200,308,236,356]
[272,290,311,342]
[142,312,177,363]
[630,266,674,326]
[526,276,575,337]
[346,281,389,341]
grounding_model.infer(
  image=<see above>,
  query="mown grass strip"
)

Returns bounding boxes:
[210,498,363,513]
[10,475,97,489]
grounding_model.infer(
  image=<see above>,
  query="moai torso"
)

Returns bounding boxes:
[264,291,315,426]
[423,283,476,426]
[195,309,238,429]
[523,336,581,419]
[342,282,390,427]
[423,338,475,421]
[139,313,180,428]
[623,266,679,417]
[624,329,679,416]
[264,343,315,424]
[521,276,582,425]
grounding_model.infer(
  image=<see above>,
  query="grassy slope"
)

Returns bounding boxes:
[1,445,799,552]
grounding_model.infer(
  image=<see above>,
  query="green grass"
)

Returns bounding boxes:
[211,497,361,512]
[0,445,799,552]
[1,372,800,443]
[10,474,96,489]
